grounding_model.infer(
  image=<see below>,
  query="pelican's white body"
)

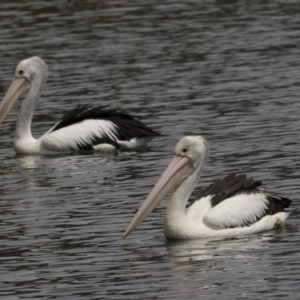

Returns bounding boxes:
[164,193,287,239]
[14,119,151,155]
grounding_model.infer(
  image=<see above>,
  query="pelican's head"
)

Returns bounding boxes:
[0,56,48,123]
[174,135,209,169]
[14,57,48,83]
[122,135,209,239]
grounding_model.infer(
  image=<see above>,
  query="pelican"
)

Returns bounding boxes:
[0,56,160,155]
[123,136,293,239]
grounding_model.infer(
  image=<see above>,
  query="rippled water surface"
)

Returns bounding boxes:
[1,1,300,299]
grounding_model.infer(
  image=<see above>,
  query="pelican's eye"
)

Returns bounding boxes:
[18,69,25,76]
[182,147,188,154]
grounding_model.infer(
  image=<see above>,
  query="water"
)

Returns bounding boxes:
[0,1,300,299]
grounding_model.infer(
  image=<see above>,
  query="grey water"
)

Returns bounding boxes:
[1,1,300,299]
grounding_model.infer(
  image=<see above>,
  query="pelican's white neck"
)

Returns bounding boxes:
[15,73,47,141]
[164,163,204,238]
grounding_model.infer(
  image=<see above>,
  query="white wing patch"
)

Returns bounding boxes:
[40,119,118,153]
[203,193,269,230]
[186,195,213,221]
[117,136,155,149]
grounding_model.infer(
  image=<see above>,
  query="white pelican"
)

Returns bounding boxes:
[123,136,293,239]
[0,56,160,155]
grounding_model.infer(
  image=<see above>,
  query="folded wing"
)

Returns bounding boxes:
[40,105,160,152]
[190,174,292,229]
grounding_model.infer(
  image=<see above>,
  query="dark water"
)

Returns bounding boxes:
[1,1,300,299]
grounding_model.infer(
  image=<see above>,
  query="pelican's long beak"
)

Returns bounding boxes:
[0,77,31,123]
[122,155,194,239]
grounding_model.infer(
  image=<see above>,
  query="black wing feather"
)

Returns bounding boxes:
[189,173,292,228]
[49,105,161,150]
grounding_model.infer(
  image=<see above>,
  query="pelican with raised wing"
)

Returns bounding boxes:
[0,57,160,155]
[123,136,293,239]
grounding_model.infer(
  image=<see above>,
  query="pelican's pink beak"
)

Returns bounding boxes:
[122,155,194,239]
[0,77,31,123]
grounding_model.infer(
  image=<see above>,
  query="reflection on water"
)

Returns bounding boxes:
[0,0,300,299]
[166,233,287,263]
